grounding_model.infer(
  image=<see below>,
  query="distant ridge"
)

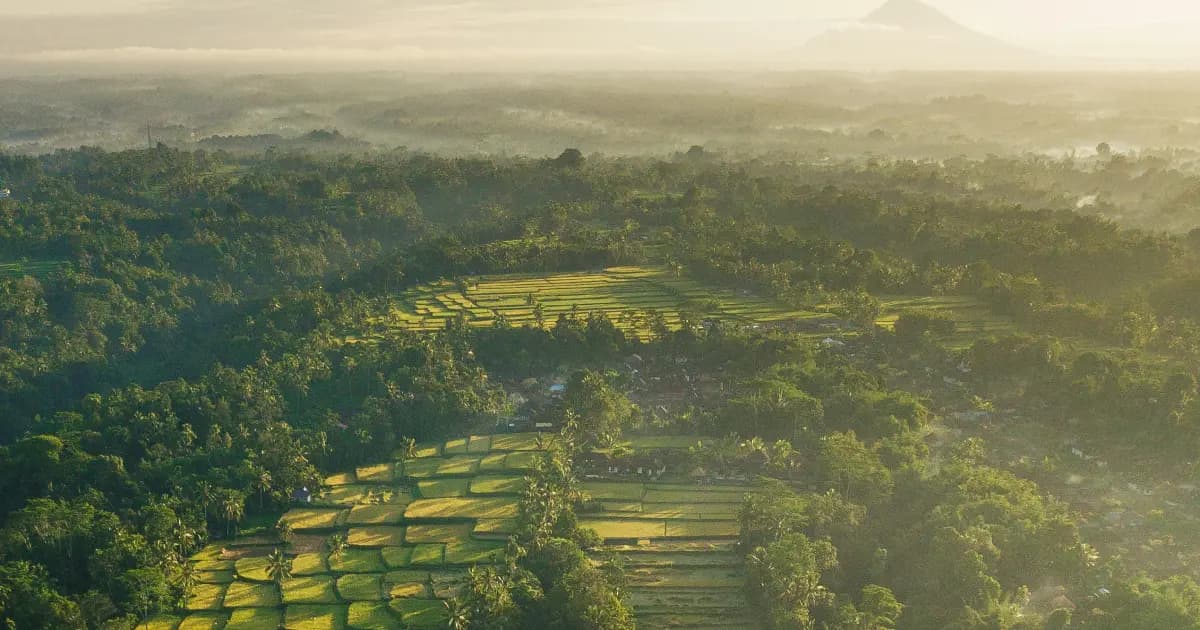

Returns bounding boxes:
[801,0,1043,70]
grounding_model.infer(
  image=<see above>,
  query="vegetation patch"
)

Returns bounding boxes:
[222,581,281,608]
[582,481,646,501]
[347,601,402,630]
[489,432,543,451]
[435,455,481,476]
[444,540,506,565]
[281,575,339,604]
[324,472,357,487]
[579,518,667,540]
[403,522,474,544]
[354,463,395,484]
[399,459,442,478]
[409,544,446,567]
[280,508,347,531]
[184,583,228,611]
[177,612,228,630]
[284,604,347,630]
[335,573,383,601]
[196,570,235,584]
[468,475,525,495]
[233,557,271,583]
[328,548,385,573]
[291,552,329,576]
[136,615,181,630]
[380,546,415,568]
[472,518,517,538]
[404,497,519,520]
[415,478,471,498]
[663,520,739,538]
[345,504,405,525]
[388,598,449,628]
[224,607,282,630]
[346,526,405,547]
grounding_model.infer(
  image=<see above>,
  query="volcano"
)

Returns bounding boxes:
[802,0,1042,70]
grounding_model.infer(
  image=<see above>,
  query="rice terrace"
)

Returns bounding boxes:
[377,266,821,336]
[139,434,752,630]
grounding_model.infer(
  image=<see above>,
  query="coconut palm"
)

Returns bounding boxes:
[221,493,245,538]
[266,547,292,586]
[175,561,199,605]
[327,533,347,562]
[444,598,470,630]
[254,468,273,509]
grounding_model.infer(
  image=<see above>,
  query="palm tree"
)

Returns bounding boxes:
[444,598,470,630]
[196,481,215,519]
[276,520,295,545]
[175,561,199,605]
[222,493,245,538]
[266,547,292,586]
[254,469,273,509]
[327,533,347,562]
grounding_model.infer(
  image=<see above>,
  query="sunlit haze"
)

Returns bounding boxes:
[2,0,1199,72]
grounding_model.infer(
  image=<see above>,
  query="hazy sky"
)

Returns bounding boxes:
[2,0,1198,71]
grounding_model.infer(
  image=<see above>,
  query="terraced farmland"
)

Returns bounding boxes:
[0,259,68,280]
[376,266,823,337]
[876,295,1018,349]
[140,433,753,630]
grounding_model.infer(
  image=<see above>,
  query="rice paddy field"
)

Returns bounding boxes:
[140,433,752,630]
[876,295,1018,349]
[373,265,825,337]
[0,259,68,280]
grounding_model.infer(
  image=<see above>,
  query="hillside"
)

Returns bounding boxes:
[801,0,1043,70]
[139,434,752,630]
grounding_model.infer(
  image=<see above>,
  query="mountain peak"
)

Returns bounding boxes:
[864,0,966,35]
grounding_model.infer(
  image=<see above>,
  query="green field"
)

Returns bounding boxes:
[368,266,822,338]
[156,433,750,630]
[0,260,68,280]
[876,295,1018,349]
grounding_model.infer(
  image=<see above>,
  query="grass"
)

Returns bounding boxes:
[336,574,383,601]
[473,519,517,538]
[136,616,181,630]
[404,522,474,544]
[664,521,739,538]
[328,548,386,573]
[281,576,339,604]
[225,608,282,630]
[281,508,347,531]
[347,601,403,630]
[468,475,525,495]
[388,599,449,628]
[579,519,668,540]
[178,612,228,630]
[410,544,446,567]
[435,456,481,476]
[222,581,281,608]
[316,485,383,506]
[399,458,443,478]
[416,478,471,498]
[347,526,405,547]
[490,433,543,451]
[381,546,415,568]
[643,489,748,504]
[404,497,519,520]
[234,557,270,583]
[197,570,235,584]
[291,552,329,576]
[355,463,395,484]
[582,481,646,501]
[444,540,506,565]
[324,472,357,486]
[184,583,228,611]
[285,604,347,630]
[345,504,405,525]
[0,260,68,281]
